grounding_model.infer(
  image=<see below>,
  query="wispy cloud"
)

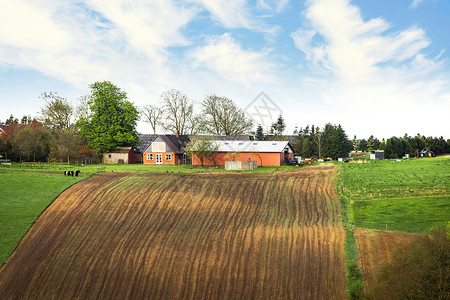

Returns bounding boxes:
[410,0,424,8]
[190,0,281,38]
[257,0,289,13]
[189,33,276,83]
[0,0,198,88]
[292,0,449,111]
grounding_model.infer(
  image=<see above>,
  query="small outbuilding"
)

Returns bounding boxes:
[103,147,135,164]
[369,150,384,160]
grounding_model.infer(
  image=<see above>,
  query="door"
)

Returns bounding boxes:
[156,154,163,164]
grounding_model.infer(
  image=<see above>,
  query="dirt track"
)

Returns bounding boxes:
[0,166,346,299]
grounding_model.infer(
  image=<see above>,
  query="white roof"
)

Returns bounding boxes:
[213,140,292,153]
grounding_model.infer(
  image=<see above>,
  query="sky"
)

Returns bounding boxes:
[0,0,449,140]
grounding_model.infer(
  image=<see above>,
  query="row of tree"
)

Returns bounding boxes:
[2,80,450,162]
[253,118,450,160]
[0,81,255,162]
[141,89,253,136]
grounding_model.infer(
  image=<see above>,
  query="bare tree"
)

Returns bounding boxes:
[140,104,163,134]
[40,92,73,130]
[199,94,253,136]
[161,89,195,135]
[74,95,91,123]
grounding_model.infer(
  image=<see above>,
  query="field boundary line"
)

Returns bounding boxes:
[337,166,365,299]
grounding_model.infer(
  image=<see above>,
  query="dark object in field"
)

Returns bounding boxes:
[63,171,67,176]
[75,170,80,177]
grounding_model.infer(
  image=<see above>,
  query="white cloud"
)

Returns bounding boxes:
[258,0,289,12]
[411,0,424,8]
[190,0,281,38]
[0,0,198,87]
[292,0,449,107]
[189,33,276,83]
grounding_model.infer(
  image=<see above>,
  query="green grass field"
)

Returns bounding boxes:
[340,158,450,232]
[0,171,87,265]
[0,163,300,174]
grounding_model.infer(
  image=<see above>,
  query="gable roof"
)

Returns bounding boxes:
[210,140,293,153]
[135,134,158,153]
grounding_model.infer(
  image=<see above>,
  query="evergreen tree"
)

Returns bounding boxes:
[255,124,265,141]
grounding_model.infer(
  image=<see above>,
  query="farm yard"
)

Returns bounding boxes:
[0,165,347,299]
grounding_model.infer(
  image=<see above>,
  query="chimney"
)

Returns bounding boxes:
[176,133,179,138]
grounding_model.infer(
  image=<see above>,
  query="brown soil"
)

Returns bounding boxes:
[0,166,346,299]
[354,227,419,293]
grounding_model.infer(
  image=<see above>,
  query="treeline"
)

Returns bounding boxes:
[0,82,254,163]
[256,118,450,160]
[352,134,450,158]
[0,116,98,163]
[1,80,449,163]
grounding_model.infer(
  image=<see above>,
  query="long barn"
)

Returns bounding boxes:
[192,140,295,166]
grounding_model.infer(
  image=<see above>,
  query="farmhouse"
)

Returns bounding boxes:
[141,134,250,165]
[192,140,295,166]
[142,134,190,165]
[103,147,135,164]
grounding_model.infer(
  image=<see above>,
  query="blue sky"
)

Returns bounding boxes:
[1,0,449,139]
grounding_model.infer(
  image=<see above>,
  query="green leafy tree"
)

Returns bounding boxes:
[76,81,139,153]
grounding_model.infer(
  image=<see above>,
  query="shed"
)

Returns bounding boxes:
[103,147,135,164]
[369,150,384,160]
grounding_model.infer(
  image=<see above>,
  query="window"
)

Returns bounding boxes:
[108,154,111,158]
[272,143,277,145]
[253,143,258,145]
[224,142,229,145]
[165,154,172,161]
[152,142,165,152]
[238,142,244,145]
[147,153,153,161]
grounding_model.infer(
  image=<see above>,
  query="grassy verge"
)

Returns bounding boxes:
[0,162,301,174]
[0,171,88,265]
[337,167,365,299]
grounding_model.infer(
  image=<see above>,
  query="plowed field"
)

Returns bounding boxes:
[354,228,417,292]
[0,166,346,299]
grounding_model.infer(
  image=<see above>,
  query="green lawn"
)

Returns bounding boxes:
[340,158,450,232]
[0,171,87,265]
[0,162,301,174]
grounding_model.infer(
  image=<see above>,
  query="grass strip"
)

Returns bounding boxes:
[337,166,365,299]
[0,162,302,174]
